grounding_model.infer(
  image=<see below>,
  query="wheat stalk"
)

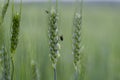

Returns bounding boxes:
[73,0,84,80]
[10,0,22,79]
[47,7,60,80]
[73,12,82,80]
[10,12,21,80]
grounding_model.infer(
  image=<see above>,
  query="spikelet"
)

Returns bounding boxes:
[73,13,82,70]
[48,8,60,68]
[31,60,40,80]
[10,12,21,56]
[0,46,10,80]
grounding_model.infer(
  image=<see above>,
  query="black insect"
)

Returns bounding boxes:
[60,35,63,41]
[45,10,49,14]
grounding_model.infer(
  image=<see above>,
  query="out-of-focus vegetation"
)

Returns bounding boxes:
[0,2,120,80]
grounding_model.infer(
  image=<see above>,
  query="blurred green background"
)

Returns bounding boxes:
[0,2,120,80]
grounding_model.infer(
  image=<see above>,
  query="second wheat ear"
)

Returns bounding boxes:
[73,12,83,80]
[73,0,84,80]
[73,13,82,70]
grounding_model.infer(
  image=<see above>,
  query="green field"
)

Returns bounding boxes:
[0,2,120,80]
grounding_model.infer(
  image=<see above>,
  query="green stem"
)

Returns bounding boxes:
[75,69,79,80]
[11,57,14,80]
[54,68,57,80]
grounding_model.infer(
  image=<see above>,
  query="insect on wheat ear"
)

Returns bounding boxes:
[59,35,63,41]
[45,10,49,14]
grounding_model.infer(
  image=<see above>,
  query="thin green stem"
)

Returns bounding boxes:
[11,57,14,80]
[75,69,79,80]
[54,68,57,80]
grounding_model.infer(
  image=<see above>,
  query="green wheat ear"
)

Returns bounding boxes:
[10,0,22,79]
[73,1,85,80]
[73,12,84,80]
[48,7,60,69]
[0,46,10,80]
[10,12,21,56]
[73,13,82,70]
[10,12,21,80]
[31,60,40,80]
